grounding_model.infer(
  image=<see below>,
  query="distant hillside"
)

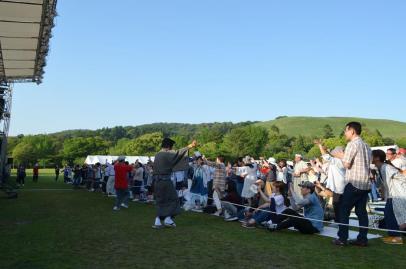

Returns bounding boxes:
[255,116,406,139]
[9,117,406,166]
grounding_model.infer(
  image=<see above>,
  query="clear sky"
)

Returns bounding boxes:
[9,0,406,135]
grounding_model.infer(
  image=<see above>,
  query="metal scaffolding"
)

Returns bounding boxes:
[0,81,12,183]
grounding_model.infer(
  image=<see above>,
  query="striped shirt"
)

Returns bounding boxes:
[207,161,227,193]
[342,136,372,190]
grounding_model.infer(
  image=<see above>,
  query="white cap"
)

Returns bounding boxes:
[267,157,277,165]
[243,156,252,164]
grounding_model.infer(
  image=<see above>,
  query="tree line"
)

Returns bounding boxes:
[8,122,406,167]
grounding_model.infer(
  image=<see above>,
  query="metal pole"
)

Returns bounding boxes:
[0,81,13,183]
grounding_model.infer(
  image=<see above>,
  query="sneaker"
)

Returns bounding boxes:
[382,236,404,245]
[348,240,368,247]
[164,222,177,228]
[266,223,278,230]
[113,206,120,211]
[332,239,347,247]
[212,210,222,217]
[191,208,203,213]
[121,204,129,209]
[132,198,139,202]
[225,217,239,222]
[266,223,278,232]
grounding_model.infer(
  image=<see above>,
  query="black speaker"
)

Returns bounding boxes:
[0,86,7,95]
[0,98,4,116]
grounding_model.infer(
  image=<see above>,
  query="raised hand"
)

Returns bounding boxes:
[313,139,322,145]
[188,140,198,149]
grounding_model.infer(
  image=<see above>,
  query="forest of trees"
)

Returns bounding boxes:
[7,122,405,167]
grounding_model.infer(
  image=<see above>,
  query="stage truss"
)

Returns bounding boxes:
[0,0,57,184]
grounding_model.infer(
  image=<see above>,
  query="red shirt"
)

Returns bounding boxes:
[260,167,270,175]
[33,167,39,175]
[114,163,133,189]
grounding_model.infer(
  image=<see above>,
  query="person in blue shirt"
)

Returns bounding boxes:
[269,181,324,234]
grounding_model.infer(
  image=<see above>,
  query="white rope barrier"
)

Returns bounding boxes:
[186,192,406,235]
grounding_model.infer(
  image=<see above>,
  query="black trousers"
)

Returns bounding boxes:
[333,192,343,223]
[102,176,108,193]
[33,175,38,182]
[86,179,93,189]
[17,176,25,185]
[276,208,319,234]
[338,183,369,243]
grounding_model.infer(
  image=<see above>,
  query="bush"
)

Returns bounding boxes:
[395,137,406,148]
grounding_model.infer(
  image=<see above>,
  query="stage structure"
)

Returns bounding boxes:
[0,0,57,186]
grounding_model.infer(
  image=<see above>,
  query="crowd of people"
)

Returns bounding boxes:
[15,122,406,246]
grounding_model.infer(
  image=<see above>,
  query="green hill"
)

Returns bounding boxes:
[255,116,406,139]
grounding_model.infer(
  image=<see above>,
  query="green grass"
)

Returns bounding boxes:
[256,116,406,139]
[1,171,405,269]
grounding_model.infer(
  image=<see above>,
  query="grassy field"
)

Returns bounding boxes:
[256,116,406,139]
[1,170,405,269]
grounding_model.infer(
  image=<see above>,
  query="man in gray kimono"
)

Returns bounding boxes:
[152,138,197,229]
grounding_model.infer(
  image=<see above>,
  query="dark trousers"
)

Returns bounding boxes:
[102,176,108,193]
[235,181,244,197]
[253,199,283,224]
[17,176,25,185]
[276,208,319,234]
[115,188,129,207]
[93,179,101,190]
[385,199,401,237]
[132,180,142,195]
[333,192,343,223]
[33,175,38,182]
[73,176,81,186]
[338,183,369,243]
[86,179,93,189]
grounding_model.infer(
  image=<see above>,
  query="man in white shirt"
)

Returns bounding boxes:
[292,154,310,197]
[105,161,116,196]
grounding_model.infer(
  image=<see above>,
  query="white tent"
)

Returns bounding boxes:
[84,155,154,165]
[371,145,398,152]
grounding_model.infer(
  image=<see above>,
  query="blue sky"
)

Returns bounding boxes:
[10,0,406,135]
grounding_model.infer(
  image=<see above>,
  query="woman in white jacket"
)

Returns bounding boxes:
[372,149,406,245]
[236,156,259,205]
